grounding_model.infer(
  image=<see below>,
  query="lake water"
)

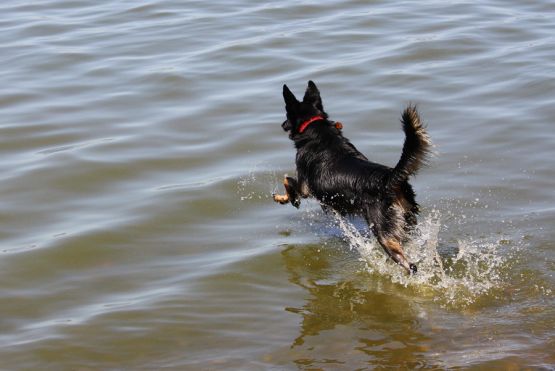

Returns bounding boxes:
[1,0,554,369]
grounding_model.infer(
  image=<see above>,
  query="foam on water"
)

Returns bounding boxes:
[334,210,512,307]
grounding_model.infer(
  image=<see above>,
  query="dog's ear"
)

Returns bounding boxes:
[283,84,299,110]
[303,80,323,111]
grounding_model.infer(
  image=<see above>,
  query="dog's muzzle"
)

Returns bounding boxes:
[282,119,292,132]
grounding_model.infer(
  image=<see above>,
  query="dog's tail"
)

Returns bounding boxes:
[390,105,432,187]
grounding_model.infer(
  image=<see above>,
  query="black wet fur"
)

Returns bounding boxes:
[276,81,432,273]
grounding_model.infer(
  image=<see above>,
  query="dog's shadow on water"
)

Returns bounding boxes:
[279,243,433,367]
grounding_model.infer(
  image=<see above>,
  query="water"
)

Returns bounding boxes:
[1,0,554,369]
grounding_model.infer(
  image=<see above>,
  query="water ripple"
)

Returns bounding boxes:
[1,0,554,368]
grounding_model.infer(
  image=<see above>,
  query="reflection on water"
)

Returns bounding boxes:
[280,240,554,368]
[282,244,431,368]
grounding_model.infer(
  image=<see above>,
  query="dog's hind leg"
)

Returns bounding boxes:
[366,205,417,274]
[376,235,416,274]
[273,176,302,208]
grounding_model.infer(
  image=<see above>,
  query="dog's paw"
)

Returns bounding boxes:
[272,193,289,204]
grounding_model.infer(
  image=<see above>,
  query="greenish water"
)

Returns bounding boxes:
[0,0,554,369]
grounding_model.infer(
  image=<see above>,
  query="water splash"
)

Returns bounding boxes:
[237,163,280,201]
[334,210,511,307]
[239,169,515,308]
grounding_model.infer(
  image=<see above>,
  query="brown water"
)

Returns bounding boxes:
[1,1,554,369]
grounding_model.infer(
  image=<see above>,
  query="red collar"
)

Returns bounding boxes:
[298,115,325,133]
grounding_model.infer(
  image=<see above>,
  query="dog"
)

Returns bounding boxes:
[273,81,432,274]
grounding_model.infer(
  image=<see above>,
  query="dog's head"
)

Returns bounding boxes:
[281,81,328,136]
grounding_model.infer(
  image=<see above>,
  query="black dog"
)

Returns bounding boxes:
[273,81,432,274]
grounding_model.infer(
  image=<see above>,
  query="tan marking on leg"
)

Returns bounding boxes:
[394,191,414,214]
[380,237,411,273]
[273,176,291,204]
[383,238,404,256]
[273,193,289,203]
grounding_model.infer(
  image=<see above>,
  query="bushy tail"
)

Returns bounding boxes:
[390,105,432,187]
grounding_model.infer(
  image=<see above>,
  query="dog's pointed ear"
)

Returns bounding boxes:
[303,80,323,111]
[283,84,299,109]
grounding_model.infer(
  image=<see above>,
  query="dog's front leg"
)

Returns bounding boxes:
[273,176,302,208]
